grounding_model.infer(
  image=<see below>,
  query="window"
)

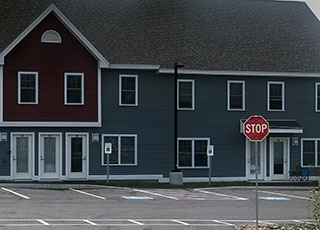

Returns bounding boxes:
[268,82,284,111]
[227,80,245,111]
[301,139,320,167]
[178,138,209,168]
[41,30,62,43]
[178,79,195,110]
[102,135,137,165]
[18,72,38,104]
[119,75,138,106]
[315,83,320,112]
[64,73,84,105]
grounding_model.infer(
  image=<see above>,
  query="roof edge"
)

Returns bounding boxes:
[158,68,320,77]
[0,4,109,68]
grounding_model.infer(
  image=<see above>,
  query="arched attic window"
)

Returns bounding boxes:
[41,30,62,43]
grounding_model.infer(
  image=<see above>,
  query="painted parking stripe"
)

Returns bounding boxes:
[172,220,190,225]
[293,220,303,223]
[128,219,144,225]
[37,219,50,226]
[132,189,179,200]
[1,187,30,200]
[69,188,106,200]
[258,190,309,200]
[194,188,248,200]
[83,220,97,226]
[212,220,235,226]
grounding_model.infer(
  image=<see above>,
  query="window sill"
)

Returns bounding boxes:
[102,164,137,166]
[119,104,138,107]
[228,109,245,111]
[18,102,38,105]
[178,108,195,111]
[178,167,209,169]
[64,103,84,106]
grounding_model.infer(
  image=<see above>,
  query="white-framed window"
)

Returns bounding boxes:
[267,81,285,111]
[18,72,38,104]
[41,30,62,43]
[301,139,320,167]
[178,138,209,168]
[64,73,84,105]
[315,83,320,112]
[227,80,245,111]
[178,79,195,110]
[119,75,138,106]
[102,134,137,166]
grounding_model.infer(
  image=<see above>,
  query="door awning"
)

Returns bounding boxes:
[240,119,303,134]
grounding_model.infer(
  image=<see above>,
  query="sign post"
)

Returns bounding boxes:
[243,115,269,230]
[104,143,112,184]
[207,145,214,185]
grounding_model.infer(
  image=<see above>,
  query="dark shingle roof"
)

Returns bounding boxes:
[1,0,320,72]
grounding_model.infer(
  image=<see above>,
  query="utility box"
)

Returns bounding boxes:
[169,172,183,185]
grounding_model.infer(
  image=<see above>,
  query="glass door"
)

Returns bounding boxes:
[67,134,87,179]
[271,139,288,180]
[40,134,60,180]
[12,134,33,180]
[247,140,264,180]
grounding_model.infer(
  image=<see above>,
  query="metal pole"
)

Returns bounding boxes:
[209,156,212,185]
[173,63,178,172]
[107,154,110,184]
[255,141,259,230]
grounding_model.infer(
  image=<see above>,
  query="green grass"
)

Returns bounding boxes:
[92,180,250,188]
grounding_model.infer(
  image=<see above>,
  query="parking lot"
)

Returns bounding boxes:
[0,184,315,229]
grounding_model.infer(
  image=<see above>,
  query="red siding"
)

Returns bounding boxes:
[3,13,98,122]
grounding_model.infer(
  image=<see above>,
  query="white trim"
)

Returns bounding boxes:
[65,133,89,180]
[0,66,3,122]
[101,134,137,166]
[10,132,35,180]
[269,129,303,134]
[245,139,265,180]
[301,138,320,168]
[119,75,138,106]
[0,4,109,68]
[18,72,38,104]
[0,122,101,127]
[269,137,290,181]
[98,68,102,124]
[267,81,285,111]
[88,174,163,181]
[158,68,320,78]
[315,82,320,112]
[177,137,210,169]
[38,133,63,180]
[109,64,160,70]
[227,80,245,111]
[41,30,62,43]
[64,73,84,105]
[160,176,247,183]
[177,79,195,110]
[0,176,11,180]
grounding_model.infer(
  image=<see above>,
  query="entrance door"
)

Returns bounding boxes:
[270,138,288,180]
[247,140,264,180]
[67,134,87,179]
[12,134,33,180]
[39,134,61,180]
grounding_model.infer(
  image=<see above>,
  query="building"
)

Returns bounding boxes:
[0,0,320,182]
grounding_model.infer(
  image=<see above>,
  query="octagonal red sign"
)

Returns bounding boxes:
[243,115,269,142]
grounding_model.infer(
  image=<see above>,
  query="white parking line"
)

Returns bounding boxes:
[69,188,106,200]
[172,220,190,225]
[132,189,179,200]
[128,219,144,225]
[293,220,303,223]
[260,221,274,225]
[212,220,235,226]
[258,190,309,200]
[37,219,50,226]
[83,220,97,226]
[1,187,30,200]
[194,188,248,200]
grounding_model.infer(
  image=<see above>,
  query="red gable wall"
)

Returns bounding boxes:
[3,13,98,122]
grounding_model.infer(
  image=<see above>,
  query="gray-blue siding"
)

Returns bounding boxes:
[0,69,319,179]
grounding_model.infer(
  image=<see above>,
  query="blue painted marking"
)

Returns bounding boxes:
[209,150,212,153]
[122,196,153,200]
[106,148,110,152]
[260,197,290,200]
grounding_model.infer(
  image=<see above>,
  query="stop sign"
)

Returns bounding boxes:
[243,115,269,142]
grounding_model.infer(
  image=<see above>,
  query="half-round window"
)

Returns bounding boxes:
[41,30,62,43]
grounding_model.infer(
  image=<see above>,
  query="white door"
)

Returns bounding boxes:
[246,140,264,180]
[67,134,87,179]
[12,134,33,180]
[39,134,61,180]
[270,138,288,180]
